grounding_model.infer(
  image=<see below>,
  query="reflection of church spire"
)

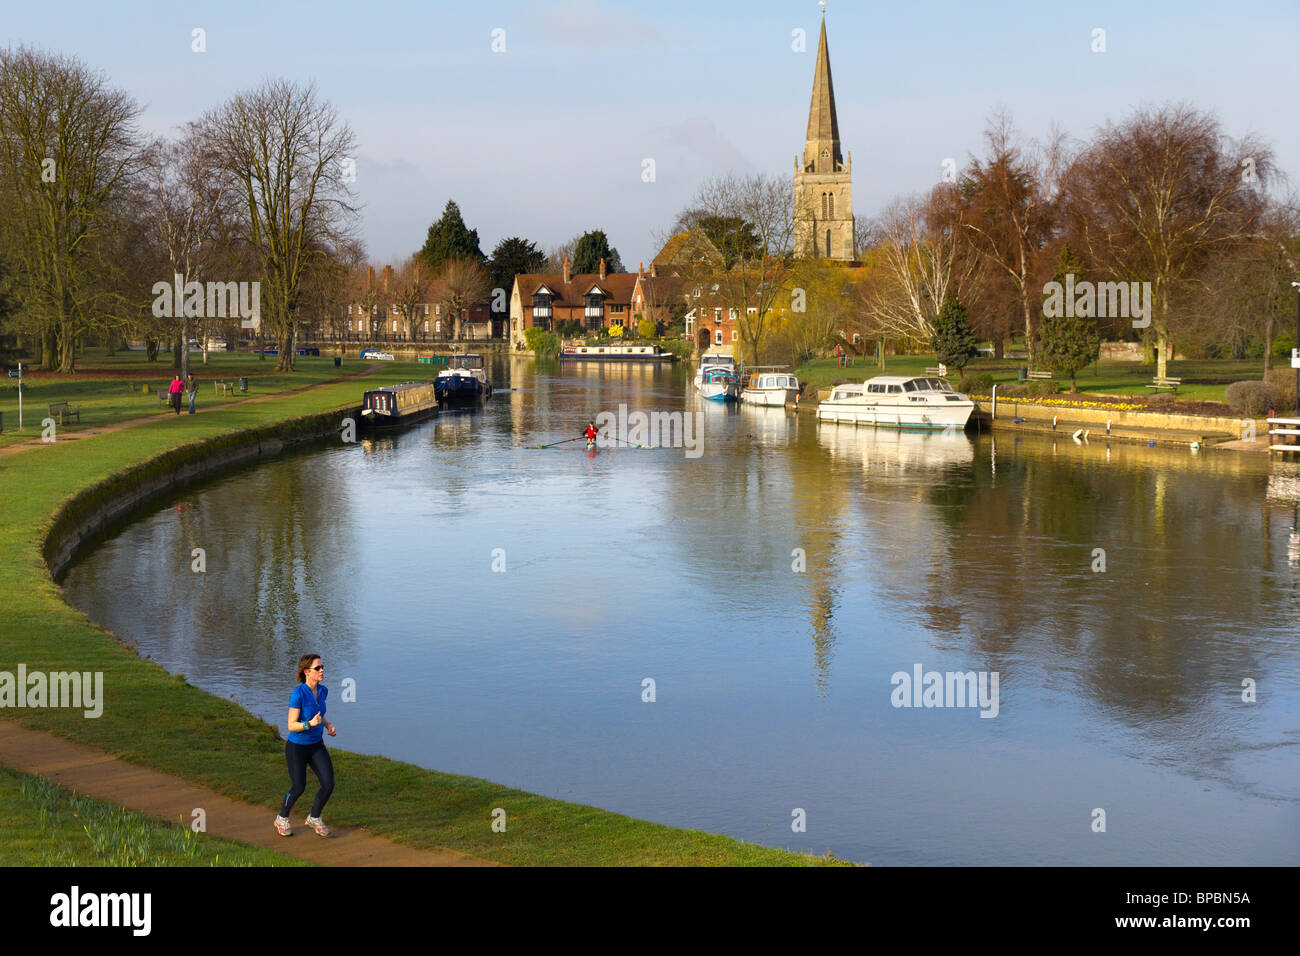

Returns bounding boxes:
[809,579,837,695]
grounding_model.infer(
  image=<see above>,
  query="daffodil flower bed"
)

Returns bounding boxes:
[967,393,1147,412]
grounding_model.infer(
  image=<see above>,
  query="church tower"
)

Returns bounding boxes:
[793,10,854,261]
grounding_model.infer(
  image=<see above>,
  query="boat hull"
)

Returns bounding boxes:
[816,400,974,429]
[434,376,490,405]
[699,382,739,402]
[359,401,439,430]
[741,388,799,406]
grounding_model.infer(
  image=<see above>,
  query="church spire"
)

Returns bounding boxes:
[802,8,843,174]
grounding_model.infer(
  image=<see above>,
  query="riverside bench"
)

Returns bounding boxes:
[924,366,947,376]
[48,401,80,425]
[1147,376,1181,393]
[1027,370,1053,380]
[214,381,232,395]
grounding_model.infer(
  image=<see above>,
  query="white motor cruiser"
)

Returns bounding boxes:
[740,370,801,406]
[816,375,974,430]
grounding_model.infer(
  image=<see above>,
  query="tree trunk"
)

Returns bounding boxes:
[181,314,191,379]
[1156,328,1168,380]
[57,322,76,373]
[172,331,182,369]
[1021,294,1035,370]
[146,338,159,362]
[277,323,293,371]
[41,326,56,370]
[1263,309,1274,373]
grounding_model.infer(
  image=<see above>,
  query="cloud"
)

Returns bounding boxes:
[522,0,668,49]
[656,116,754,175]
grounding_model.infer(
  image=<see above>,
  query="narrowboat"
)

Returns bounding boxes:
[693,352,741,402]
[558,344,677,362]
[434,353,492,405]
[816,375,974,430]
[359,381,439,428]
[741,370,801,406]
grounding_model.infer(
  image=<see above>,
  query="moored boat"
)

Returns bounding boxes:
[741,370,800,406]
[559,344,677,362]
[693,352,741,402]
[359,381,439,428]
[434,353,492,405]
[816,375,974,430]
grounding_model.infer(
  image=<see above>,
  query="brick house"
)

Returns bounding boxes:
[509,257,638,347]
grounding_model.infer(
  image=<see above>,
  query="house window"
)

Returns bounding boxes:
[532,292,552,317]
[347,319,353,332]
[729,308,737,321]
[732,330,738,342]
[348,304,353,315]
[435,320,441,334]
[423,319,429,332]
[611,304,624,314]
[715,330,723,346]
[392,320,399,332]
[424,304,429,315]
[714,308,721,324]
[693,286,701,298]
[585,292,604,330]
[435,304,441,315]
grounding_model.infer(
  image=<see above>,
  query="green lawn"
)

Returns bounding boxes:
[0,350,842,866]
[0,351,379,450]
[0,764,309,866]
[795,354,1268,405]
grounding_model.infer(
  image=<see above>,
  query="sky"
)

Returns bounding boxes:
[4,0,1297,269]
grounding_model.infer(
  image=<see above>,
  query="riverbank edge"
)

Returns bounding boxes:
[15,398,837,866]
[794,393,1256,447]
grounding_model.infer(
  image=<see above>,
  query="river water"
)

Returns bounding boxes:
[62,357,1300,865]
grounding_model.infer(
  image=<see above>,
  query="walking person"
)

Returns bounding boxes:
[186,372,197,414]
[274,653,337,837]
[168,375,184,414]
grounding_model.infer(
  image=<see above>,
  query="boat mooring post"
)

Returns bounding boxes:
[991,383,997,420]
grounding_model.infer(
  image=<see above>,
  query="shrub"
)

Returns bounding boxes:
[657,339,693,361]
[957,372,993,394]
[1028,380,1058,398]
[523,327,560,355]
[995,384,1028,398]
[1264,368,1297,410]
[1224,380,1281,417]
[637,318,657,339]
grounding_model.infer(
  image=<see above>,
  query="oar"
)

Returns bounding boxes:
[537,436,585,449]
[602,435,644,449]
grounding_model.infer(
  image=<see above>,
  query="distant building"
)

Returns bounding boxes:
[509,258,637,347]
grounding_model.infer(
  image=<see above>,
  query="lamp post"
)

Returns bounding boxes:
[1293,282,1300,414]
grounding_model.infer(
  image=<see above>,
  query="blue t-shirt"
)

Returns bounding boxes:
[288,683,327,745]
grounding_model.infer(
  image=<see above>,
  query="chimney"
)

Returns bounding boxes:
[563,257,571,284]
[638,261,644,278]
[650,262,657,278]
[599,257,606,280]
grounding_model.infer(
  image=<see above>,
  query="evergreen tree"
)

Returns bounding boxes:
[930,298,977,372]
[571,230,624,274]
[1038,245,1100,391]
[419,200,485,273]
[488,236,545,298]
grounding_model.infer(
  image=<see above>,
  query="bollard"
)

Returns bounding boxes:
[1106,418,1112,436]
[1052,415,1058,431]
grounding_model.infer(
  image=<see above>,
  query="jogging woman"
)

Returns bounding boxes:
[274,653,336,837]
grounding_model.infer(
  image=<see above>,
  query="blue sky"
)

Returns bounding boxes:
[5,0,1297,268]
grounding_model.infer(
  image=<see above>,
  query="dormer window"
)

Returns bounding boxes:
[584,291,604,329]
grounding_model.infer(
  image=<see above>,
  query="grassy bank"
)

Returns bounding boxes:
[0,764,308,867]
[0,357,837,866]
[795,355,1266,405]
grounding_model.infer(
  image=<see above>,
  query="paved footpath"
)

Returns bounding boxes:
[0,722,496,866]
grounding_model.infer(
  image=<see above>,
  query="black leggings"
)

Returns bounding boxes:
[280,740,334,818]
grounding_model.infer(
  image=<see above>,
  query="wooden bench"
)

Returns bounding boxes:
[1146,376,1181,393]
[923,366,947,376]
[1027,370,1053,380]
[214,382,232,396]
[47,401,80,425]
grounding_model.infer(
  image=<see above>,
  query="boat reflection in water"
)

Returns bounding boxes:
[817,421,975,476]
[740,402,798,445]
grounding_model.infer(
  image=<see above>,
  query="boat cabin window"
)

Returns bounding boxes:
[903,380,918,392]
[867,383,886,393]
[888,385,903,394]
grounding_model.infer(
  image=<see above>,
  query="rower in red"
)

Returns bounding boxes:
[584,421,598,445]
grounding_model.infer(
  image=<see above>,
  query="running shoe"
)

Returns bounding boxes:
[304,815,333,837]
[274,815,292,836]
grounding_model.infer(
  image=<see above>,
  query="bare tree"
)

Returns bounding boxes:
[390,255,430,339]
[958,111,1064,368]
[440,257,490,340]
[198,78,358,370]
[679,173,798,363]
[0,46,142,372]
[860,188,976,344]
[1059,104,1274,379]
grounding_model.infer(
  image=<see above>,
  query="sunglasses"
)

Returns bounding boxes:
[310,665,324,671]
